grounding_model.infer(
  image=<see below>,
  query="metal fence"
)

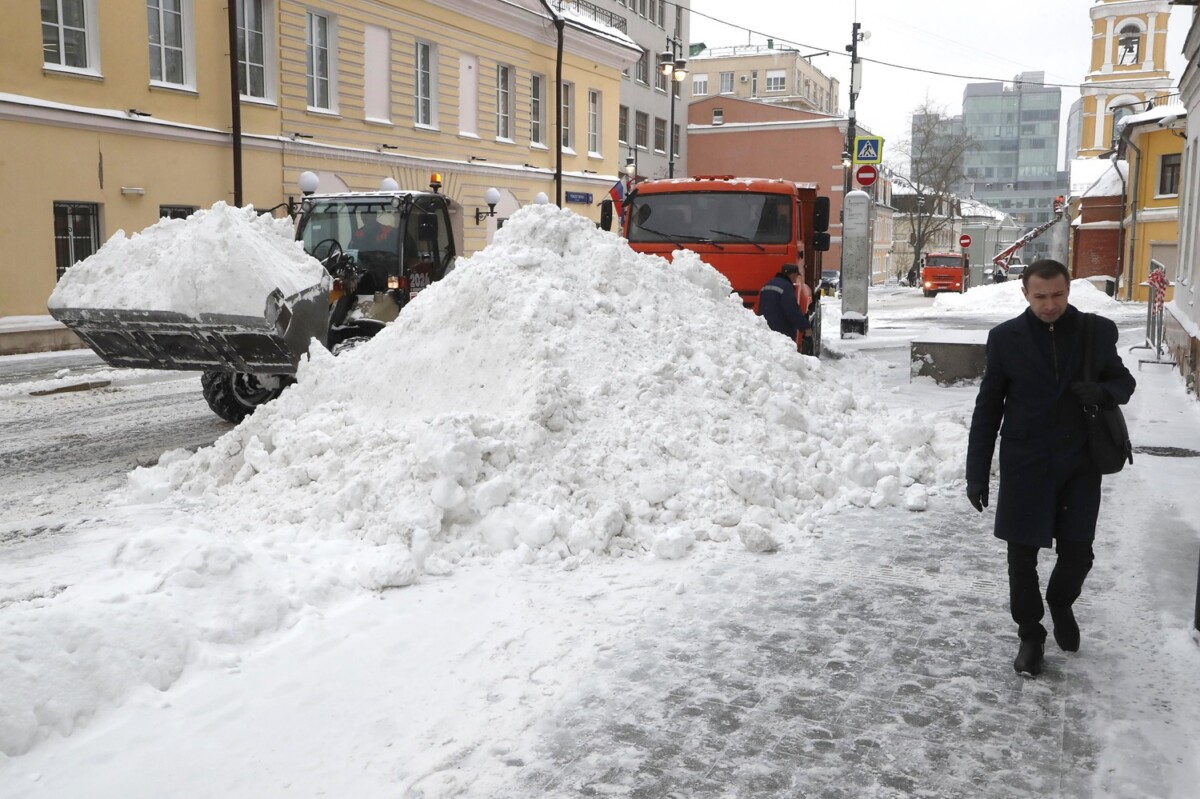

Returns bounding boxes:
[1133,259,1176,369]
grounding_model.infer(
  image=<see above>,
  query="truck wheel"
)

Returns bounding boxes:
[201,370,286,424]
[923,289,934,298]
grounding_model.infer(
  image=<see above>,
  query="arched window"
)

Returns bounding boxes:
[1118,23,1142,66]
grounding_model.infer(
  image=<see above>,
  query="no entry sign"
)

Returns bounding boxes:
[855,164,878,187]
[959,234,972,248]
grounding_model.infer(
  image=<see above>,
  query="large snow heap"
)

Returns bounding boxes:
[129,205,965,576]
[48,202,328,317]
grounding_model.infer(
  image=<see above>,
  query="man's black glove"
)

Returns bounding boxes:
[967,481,989,513]
[1071,381,1106,406]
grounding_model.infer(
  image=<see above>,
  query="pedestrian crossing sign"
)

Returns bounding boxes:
[853,135,883,165]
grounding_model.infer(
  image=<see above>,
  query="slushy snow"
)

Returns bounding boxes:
[47,202,328,317]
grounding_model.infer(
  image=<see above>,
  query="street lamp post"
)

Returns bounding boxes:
[658,37,687,179]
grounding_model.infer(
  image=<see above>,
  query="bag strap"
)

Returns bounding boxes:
[1082,312,1096,382]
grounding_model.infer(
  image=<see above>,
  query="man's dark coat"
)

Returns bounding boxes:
[759,276,810,339]
[966,304,1135,548]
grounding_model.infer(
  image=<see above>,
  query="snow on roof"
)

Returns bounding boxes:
[1081,159,1128,198]
[1119,102,1186,130]
[958,198,1007,221]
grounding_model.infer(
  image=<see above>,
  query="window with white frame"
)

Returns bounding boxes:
[618,105,628,144]
[692,74,708,96]
[236,0,271,99]
[656,65,667,93]
[496,64,513,140]
[654,117,666,153]
[588,90,601,154]
[42,0,99,73]
[147,0,194,89]
[1159,153,1181,195]
[635,51,648,85]
[635,111,648,149]
[766,69,785,93]
[305,11,334,110]
[531,74,545,145]
[719,72,734,93]
[561,82,573,149]
[415,41,434,127]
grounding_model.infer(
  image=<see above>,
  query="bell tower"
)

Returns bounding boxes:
[1078,0,1174,158]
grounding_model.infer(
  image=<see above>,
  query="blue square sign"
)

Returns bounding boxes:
[853,135,883,165]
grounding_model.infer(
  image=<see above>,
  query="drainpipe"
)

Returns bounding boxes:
[538,0,565,207]
[1112,151,1127,298]
[1124,133,1143,301]
[226,0,243,207]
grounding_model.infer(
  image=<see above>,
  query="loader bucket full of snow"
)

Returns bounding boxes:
[50,283,329,375]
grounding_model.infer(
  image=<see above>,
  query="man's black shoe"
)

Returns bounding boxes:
[1050,605,1080,652]
[1013,639,1044,677]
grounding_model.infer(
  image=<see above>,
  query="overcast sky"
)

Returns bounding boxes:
[688,1,1192,173]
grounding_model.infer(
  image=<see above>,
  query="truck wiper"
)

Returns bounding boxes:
[636,225,691,250]
[709,230,765,251]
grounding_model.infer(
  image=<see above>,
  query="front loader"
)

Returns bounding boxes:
[49,180,456,423]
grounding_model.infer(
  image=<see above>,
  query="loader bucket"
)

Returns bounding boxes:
[49,283,330,375]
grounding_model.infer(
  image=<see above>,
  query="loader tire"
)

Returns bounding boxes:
[201,370,285,424]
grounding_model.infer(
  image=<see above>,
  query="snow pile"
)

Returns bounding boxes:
[4,207,974,757]
[48,202,328,317]
[933,277,1123,315]
[128,205,968,575]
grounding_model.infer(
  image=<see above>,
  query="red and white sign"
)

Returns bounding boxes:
[855,164,878,187]
[959,234,972,248]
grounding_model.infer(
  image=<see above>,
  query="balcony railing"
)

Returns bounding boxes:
[559,0,627,34]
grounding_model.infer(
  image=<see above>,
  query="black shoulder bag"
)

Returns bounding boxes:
[1081,313,1133,474]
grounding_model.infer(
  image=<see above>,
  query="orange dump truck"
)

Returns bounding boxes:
[920,252,970,297]
[621,175,832,354]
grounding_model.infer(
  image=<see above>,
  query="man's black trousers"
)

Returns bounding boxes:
[1006,540,1095,642]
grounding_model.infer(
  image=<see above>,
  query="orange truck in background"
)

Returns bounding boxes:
[920,252,970,297]
[620,176,832,354]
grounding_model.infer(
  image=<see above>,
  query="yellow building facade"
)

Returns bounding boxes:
[1116,108,1186,301]
[0,0,638,319]
[1078,0,1175,158]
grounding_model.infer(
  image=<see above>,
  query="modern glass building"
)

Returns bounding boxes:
[957,72,1068,262]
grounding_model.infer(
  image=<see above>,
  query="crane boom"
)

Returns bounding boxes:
[992,195,1066,270]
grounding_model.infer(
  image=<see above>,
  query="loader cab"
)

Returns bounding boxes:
[298,192,454,298]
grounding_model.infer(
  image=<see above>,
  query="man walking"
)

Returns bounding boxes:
[966,259,1135,676]
[759,263,811,352]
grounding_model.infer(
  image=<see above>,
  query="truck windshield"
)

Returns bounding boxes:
[627,191,792,245]
[925,256,963,267]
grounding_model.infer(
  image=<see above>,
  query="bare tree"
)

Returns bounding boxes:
[892,101,976,276]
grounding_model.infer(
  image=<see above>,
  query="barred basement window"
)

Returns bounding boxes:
[53,202,100,280]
